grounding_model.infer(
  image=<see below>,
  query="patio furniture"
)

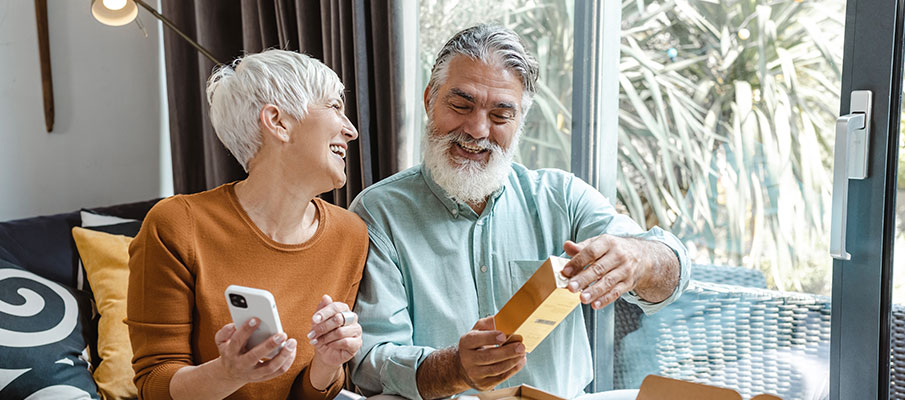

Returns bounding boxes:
[613,265,830,400]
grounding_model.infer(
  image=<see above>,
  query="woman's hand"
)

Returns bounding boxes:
[213,319,298,384]
[306,295,362,389]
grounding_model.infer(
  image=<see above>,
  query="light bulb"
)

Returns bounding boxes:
[102,0,127,11]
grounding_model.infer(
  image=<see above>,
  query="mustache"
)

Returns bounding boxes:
[430,130,505,154]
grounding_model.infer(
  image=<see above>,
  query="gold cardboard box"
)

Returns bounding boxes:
[493,256,580,353]
[475,384,565,400]
[637,375,783,400]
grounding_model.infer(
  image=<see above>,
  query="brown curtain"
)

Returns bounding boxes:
[160,0,407,207]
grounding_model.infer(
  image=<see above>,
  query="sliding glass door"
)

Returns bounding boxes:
[600,1,903,399]
[606,1,843,398]
[830,1,901,398]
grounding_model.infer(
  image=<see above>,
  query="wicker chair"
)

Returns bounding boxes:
[613,265,831,400]
[889,304,905,399]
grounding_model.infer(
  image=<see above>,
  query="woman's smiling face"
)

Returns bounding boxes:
[286,95,358,192]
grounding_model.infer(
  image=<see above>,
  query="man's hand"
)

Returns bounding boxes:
[416,316,527,399]
[456,317,527,391]
[562,234,679,310]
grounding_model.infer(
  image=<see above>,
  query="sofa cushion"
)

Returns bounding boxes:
[77,218,144,379]
[87,199,161,223]
[0,258,99,399]
[0,199,159,289]
[72,227,137,400]
[78,210,141,293]
[0,211,81,288]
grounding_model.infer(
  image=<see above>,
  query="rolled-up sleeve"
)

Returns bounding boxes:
[349,203,434,400]
[565,174,690,314]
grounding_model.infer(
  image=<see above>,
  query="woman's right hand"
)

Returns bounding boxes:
[213,319,298,384]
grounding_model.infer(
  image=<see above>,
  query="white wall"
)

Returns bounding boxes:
[0,0,171,221]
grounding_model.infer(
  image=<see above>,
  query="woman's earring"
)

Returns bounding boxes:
[280,133,290,142]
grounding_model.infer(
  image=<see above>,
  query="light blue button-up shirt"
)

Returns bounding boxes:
[349,164,690,399]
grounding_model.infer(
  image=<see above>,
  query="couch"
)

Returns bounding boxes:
[0,199,159,399]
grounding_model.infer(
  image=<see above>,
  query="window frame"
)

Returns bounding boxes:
[570,0,621,392]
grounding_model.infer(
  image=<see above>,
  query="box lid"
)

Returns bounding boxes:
[637,375,783,400]
[475,384,565,400]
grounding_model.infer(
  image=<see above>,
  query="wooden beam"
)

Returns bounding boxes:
[35,0,53,132]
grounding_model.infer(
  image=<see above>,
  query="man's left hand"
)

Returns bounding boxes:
[561,234,674,310]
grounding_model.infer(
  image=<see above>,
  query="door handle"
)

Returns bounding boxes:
[830,90,872,261]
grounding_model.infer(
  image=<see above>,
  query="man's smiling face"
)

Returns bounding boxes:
[427,55,524,168]
[422,55,525,204]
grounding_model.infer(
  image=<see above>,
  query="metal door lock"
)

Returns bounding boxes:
[830,90,872,260]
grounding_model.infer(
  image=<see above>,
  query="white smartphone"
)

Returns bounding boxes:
[224,285,284,359]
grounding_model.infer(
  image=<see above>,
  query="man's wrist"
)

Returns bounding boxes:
[452,346,474,389]
[633,240,680,302]
[416,347,471,399]
[640,242,662,291]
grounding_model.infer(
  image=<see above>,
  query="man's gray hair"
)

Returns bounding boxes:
[205,49,343,171]
[427,24,540,113]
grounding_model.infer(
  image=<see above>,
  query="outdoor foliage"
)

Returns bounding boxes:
[618,0,844,295]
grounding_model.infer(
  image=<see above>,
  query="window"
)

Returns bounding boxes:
[616,1,845,296]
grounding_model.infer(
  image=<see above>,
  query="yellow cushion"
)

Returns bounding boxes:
[71,227,138,400]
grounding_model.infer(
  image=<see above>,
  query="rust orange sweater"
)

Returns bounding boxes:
[126,182,368,400]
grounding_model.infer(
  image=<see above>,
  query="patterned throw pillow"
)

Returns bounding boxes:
[0,259,99,399]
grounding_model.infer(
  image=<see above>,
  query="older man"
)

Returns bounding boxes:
[349,25,689,399]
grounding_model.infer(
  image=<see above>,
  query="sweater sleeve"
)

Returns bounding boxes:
[344,215,368,309]
[126,197,196,400]
[290,365,345,400]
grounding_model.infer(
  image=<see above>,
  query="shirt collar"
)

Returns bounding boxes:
[420,163,509,217]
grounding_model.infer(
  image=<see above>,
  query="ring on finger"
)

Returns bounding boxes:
[340,311,357,327]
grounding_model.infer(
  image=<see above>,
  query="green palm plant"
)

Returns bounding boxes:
[618,0,845,295]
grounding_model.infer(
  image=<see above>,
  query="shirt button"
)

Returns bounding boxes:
[481,265,488,273]
[452,209,458,216]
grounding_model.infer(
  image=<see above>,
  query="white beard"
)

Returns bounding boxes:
[423,119,519,205]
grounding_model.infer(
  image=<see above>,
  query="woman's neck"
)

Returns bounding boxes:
[233,168,320,245]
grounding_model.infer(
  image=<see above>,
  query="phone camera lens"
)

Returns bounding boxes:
[229,294,248,308]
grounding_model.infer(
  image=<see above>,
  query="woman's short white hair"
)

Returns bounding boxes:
[206,49,344,171]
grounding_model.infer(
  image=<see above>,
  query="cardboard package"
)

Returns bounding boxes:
[493,256,580,352]
[637,375,783,400]
[474,376,783,400]
[475,384,565,400]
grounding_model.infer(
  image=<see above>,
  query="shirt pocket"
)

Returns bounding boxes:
[507,259,546,296]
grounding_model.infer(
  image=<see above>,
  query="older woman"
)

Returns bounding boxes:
[126,50,366,400]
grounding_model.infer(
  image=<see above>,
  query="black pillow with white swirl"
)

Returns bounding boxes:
[0,259,99,399]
